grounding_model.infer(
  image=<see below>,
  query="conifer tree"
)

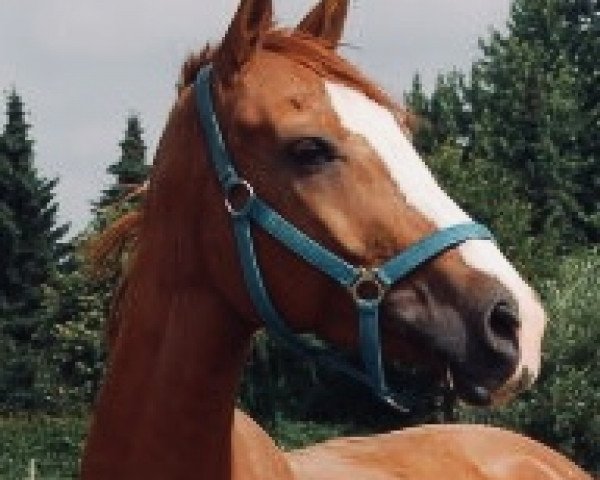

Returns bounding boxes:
[98,114,149,208]
[0,90,68,409]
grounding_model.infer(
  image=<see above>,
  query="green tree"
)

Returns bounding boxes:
[0,90,69,410]
[429,71,470,150]
[424,144,557,279]
[405,71,471,156]
[405,0,599,248]
[556,0,600,241]
[470,0,597,245]
[40,244,108,410]
[97,114,149,209]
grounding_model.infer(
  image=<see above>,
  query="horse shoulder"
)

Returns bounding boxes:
[286,425,592,480]
[232,409,296,480]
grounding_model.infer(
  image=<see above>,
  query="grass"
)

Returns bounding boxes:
[0,416,87,479]
[270,416,355,450]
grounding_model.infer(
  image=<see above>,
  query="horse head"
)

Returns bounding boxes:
[144,0,547,407]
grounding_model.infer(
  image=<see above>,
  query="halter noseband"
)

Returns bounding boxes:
[195,65,493,409]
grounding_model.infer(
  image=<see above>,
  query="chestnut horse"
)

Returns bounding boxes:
[81,0,590,479]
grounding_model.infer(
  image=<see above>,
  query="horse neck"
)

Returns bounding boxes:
[82,86,296,480]
[81,264,254,479]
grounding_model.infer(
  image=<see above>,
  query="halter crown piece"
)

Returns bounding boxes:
[195,65,494,410]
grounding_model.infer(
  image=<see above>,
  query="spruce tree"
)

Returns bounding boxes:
[0,90,68,410]
[98,114,149,208]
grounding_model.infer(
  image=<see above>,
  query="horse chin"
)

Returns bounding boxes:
[488,366,536,406]
[448,369,493,407]
[446,364,533,407]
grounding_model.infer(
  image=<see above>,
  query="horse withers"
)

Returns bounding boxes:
[81,1,588,479]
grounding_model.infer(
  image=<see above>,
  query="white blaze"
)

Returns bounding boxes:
[325,81,546,398]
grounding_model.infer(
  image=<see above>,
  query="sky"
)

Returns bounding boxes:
[0,0,511,234]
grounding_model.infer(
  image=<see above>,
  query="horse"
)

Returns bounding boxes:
[80,0,590,478]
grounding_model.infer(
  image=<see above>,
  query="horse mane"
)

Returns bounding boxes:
[86,184,147,350]
[90,28,414,351]
[178,29,409,125]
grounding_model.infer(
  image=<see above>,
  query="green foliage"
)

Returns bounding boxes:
[459,248,600,475]
[424,144,559,279]
[39,249,108,410]
[405,71,472,156]
[96,114,149,210]
[271,417,355,450]
[405,0,600,245]
[471,0,599,244]
[0,90,69,411]
[0,109,148,414]
[0,416,86,479]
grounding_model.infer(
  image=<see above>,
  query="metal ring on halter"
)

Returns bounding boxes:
[225,179,256,217]
[349,268,387,305]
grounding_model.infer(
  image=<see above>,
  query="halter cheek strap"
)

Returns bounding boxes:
[195,65,494,409]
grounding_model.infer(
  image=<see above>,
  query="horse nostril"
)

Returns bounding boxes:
[484,301,520,363]
[489,302,519,341]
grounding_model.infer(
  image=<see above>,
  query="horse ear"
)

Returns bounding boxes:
[296,0,349,46]
[215,0,273,82]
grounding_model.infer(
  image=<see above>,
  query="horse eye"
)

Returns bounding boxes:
[286,137,338,167]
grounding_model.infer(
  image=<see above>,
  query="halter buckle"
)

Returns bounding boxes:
[349,268,387,305]
[225,179,256,217]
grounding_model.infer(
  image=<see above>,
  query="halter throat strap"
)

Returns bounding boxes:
[194,65,493,409]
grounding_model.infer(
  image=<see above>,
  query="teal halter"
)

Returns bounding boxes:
[195,65,493,409]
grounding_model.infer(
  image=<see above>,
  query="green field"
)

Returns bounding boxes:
[0,416,87,479]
